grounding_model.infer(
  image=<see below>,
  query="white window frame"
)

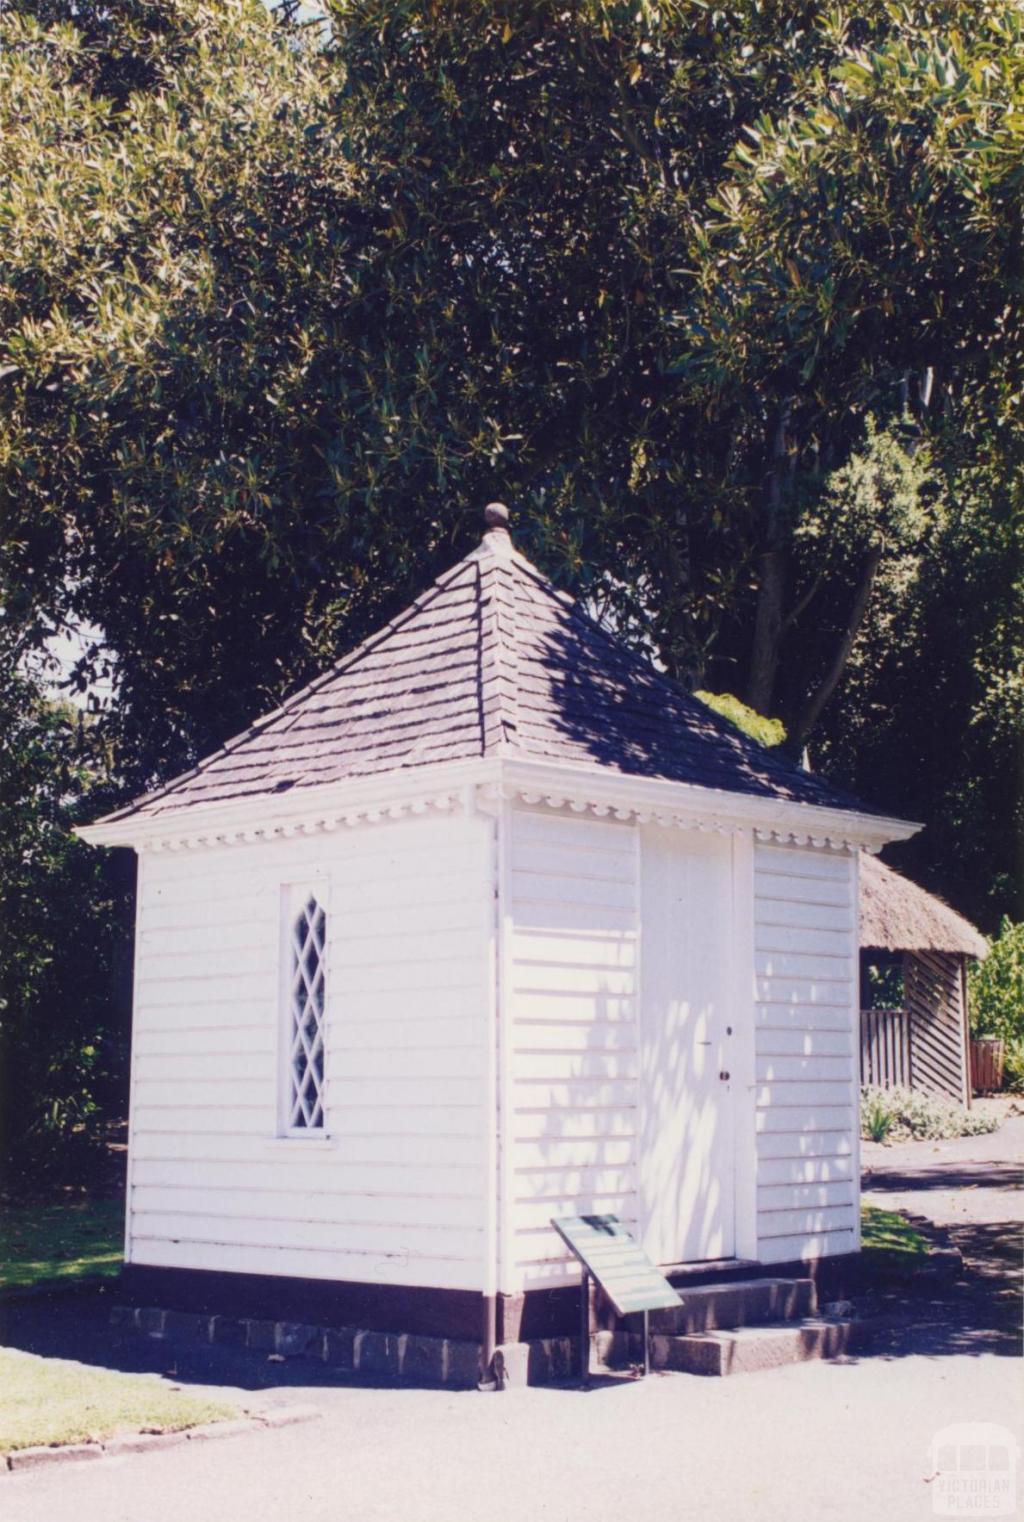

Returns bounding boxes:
[278,879,330,1139]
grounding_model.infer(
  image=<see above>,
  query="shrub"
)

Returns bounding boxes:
[862,1090,895,1143]
[969,918,1024,1047]
[694,692,786,749]
[1002,1038,1024,1096]
[860,1085,1001,1143]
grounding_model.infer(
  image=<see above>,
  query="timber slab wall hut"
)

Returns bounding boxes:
[859,854,987,1105]
[81,504,919,1378]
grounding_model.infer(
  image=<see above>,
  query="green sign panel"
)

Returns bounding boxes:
[551,1215,682,1317]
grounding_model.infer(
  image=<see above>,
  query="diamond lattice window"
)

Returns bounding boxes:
[286,894,327,1131]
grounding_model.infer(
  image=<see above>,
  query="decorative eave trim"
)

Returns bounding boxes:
[494,758,920,855]
[75,754,920,856]
[75,759,503,853]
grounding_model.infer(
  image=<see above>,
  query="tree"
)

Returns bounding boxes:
[1,0,1020,917]
[0,664,134,1188]
[969,918,1024,1043]
[680,3,1024,743]
[969,918,1024,1092]
[11,0,996,780]
[814,431,1024,928]
[1,0,361,789]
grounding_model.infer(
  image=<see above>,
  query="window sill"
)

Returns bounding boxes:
[262,1135,337,1151]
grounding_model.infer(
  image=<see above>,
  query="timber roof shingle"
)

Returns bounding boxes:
[101,510,883,824]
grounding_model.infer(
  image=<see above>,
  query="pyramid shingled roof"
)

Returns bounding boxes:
[98,512,887,825]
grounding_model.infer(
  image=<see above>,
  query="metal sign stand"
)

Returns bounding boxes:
[580,1268,591,1389]
[554,1215,680,1388]
[578,1267,653,1387]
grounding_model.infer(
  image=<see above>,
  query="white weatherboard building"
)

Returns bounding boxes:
[81,504,917,1376]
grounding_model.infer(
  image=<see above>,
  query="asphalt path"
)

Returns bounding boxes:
[3,1116,1021,1522]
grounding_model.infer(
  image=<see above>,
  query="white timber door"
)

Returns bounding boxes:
[639,826,736,1264]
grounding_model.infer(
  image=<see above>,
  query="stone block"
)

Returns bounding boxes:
[210,1315,248,1348]
[545,1337,575,1380]
[274,1321,319,1358]
[257,1405,323,1428]
[246,1319,278,1352]
[591,1330,634,1369]
[103,1431,189,1457]
[491,1341,530,1389]
[322,1327,356,1370]
[9,1444,103,1471]
[354,1330,399,1379]
[137,1307,166,1338]
[186,1419,260,1444]
[401,1335,445,1385]
[444,1339,481,1388]
[164,1310,212,1344]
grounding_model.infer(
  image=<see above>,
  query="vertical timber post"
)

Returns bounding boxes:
[643,1308,651,1377]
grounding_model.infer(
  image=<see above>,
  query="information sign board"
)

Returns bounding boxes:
[551,1215,682,1318]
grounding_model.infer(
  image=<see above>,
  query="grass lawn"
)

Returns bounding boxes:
[0,1348,235,1452]
[860,1203,929,1274]
[0,1198,124,1293]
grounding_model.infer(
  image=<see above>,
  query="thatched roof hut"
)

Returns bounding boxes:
[859,853,988,960]
[859,854,988,1105]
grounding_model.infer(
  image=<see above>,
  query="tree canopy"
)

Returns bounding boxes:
[1,0,1021,1169]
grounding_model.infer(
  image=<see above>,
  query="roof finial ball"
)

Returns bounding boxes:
[484,501,511,534]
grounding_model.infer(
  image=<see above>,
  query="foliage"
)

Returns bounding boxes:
[862,957,904,1010]
[0,0,359,787]
[1001,1039,1024,1096]
[0,0,1021,1168]
[817,441,1024,928]
[969,919,1024,1046]
[1,0,1019,804]
[861,1090,895,1144]
[684,1,1024,683]
[0,1198,123,1292]
[0,1347,234,1451]
[694,691,785,749]
[0,668,134,1188]
[859,1085,1000,1143]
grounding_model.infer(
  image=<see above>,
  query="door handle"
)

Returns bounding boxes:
[719,1070,730,1081]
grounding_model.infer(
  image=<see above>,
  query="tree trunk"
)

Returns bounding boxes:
[787,543,883,753]
[746,404,792,715]
[746,546,788,714]
[1014,720,1024,922]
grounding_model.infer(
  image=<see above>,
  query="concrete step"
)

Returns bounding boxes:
[628,1276,817,1335]
[652,1316,858,1377]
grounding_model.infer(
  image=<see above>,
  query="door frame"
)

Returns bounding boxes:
[729,830,759,1263]
[637,824,758,1266]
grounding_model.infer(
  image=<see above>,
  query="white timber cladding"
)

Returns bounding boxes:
[128,812,493,1291]
[753,840,860,1262]
[506,807,641,1291]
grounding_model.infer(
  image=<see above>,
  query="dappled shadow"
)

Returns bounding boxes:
[512,812,733,1348]
[513,568,868,815]
[862,1162,1024,1193]
[828,1220,1023,1366]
